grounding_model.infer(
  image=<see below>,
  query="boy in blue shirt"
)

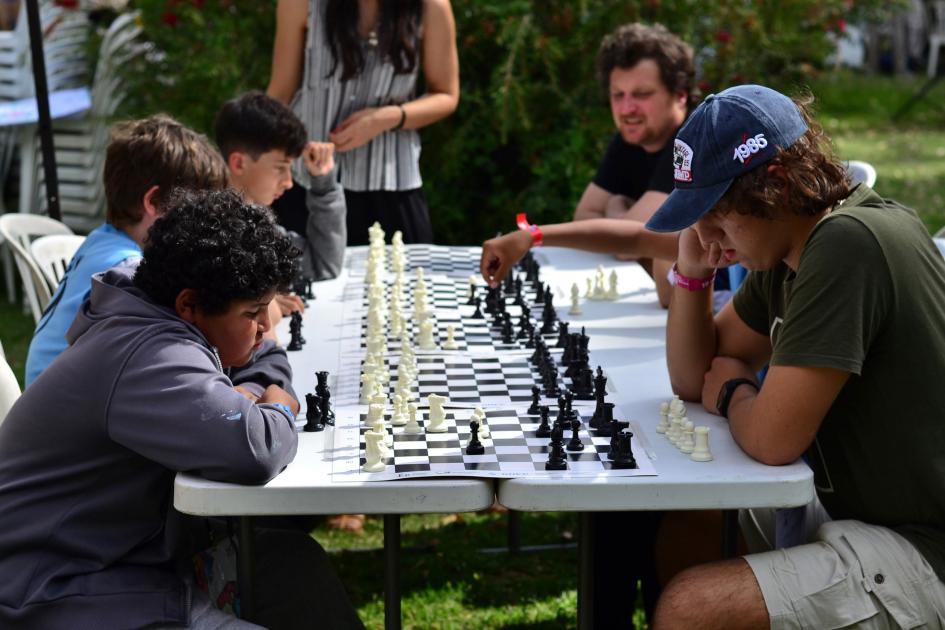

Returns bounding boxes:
[24,114,228,385]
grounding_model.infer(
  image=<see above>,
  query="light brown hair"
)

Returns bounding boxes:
[712,95,850,220]
[104,115,228,229]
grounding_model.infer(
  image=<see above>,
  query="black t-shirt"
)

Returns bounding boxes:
[592,133,675,200]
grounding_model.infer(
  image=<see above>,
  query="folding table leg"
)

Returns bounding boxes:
[238,516,256,621]
[721,509,738,559]
[383,514,401,630]
[577,512,594,630]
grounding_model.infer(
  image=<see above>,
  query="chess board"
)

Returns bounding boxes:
[333,354,575,407]
[329,405,657,481]
[346,244,483,277]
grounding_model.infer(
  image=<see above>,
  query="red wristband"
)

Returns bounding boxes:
[670,262,716,291]
[516,213,543,247]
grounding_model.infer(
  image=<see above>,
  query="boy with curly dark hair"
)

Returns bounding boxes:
[0,190,363,629]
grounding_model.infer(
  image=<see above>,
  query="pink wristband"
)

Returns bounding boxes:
[516,213,543,247]
[671,262,716,291]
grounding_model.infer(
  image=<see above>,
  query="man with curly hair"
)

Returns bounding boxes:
[24,114,228,386]
[482,22,696,308]
[0,190,363,629]
[649,85,945,629]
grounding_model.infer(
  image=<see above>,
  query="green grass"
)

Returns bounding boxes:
[0,296,34,390]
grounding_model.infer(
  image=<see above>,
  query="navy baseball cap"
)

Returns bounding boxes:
[646,84,808,233]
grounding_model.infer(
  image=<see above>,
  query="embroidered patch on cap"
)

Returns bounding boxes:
[673,139,693,183]
[732,132,768,165]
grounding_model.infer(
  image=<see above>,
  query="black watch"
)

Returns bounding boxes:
[716,378,758,419]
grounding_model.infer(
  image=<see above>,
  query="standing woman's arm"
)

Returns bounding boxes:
[267,0,309,105]
[400,0,460,129]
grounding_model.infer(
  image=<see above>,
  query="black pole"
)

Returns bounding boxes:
[25,0,60,221]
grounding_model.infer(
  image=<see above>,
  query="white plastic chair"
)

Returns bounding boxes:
[846,160,877,188]
[0,213,73,323]
[29,233,84,292]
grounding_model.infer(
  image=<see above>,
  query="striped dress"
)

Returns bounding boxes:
[291,0,423,192]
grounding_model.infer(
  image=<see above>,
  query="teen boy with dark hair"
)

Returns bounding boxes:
[0,189,363,629]
[24,114,229,386]
[214,90,346,284]
[648,85,945,629]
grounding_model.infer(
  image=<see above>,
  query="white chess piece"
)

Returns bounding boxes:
[362,431,387,472]
[405,403,422,434]
[569,282,582,315]
[585,277,594,298]
[690,426,713,461]
[359,372,376,404]
[678,421,695,454]
[367,402,386,426]
[473,407,490,439]
[656,401,670,434]
[593,265,607,299]
[467,275,477,299]
[443,325,459,350]
[606,270,618,300]
[390,394,407,426]
[425,393,448,433]
[417,320,437,349]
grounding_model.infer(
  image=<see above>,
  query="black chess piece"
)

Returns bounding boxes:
[556,321,570,348]
[595,402,616,436]
[304,393,324,432]
[590,366,607,428]
[466,281,477,306]
[466,420,485,455]
[566,418,585,452]
[612,431,637,469]
[545,424,567,470]
[528,385,541,414]
[570,365,595,400]
[472,297,484,319]
[315,370,335,425]
[293,311,306,344]
[287,313,304,351]
[535,405,552,438]
[555,394,567,428]
[608,419,630,457]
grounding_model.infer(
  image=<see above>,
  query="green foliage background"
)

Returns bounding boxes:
[120,0,896,245]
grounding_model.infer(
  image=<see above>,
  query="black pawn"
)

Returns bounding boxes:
[527,385,541,414]
[466,420,485,455]
[566,418,584,452]
[303,393,324,432]
[535,405,552,438]
[472,297,484,319]
[612,431,637,469]
[545,424,567,470]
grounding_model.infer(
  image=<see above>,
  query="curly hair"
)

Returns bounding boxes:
[133,189,300,314]
[214,91,308,161]
[105,115,228,229]
[596,23,696,109]
[712,95,850,220]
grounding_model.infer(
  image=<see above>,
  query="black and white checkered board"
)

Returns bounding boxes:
[344,275,549,312]
[334,354,569,407]
[330,406,656,481]
[346,245,483,277]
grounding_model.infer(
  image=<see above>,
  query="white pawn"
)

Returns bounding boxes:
[390,394,407,426]
[678,421,695,454]
[569,282,582,315]
[362,431,387,472]
[443,325,459,350]
[426,393,448,433]
[606,270,619,300]
[472,406,490,439]
[417,320,437,349]
[691,426,713,462]
[656,401,670,434]
[405,403,422,434]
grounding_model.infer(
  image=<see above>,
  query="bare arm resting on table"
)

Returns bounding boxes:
[667,228,849,465]
[479,218,678,287]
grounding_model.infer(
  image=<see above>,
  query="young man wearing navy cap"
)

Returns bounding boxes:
[648,85,945,629]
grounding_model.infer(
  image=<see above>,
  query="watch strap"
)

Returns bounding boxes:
[717,378,758,419]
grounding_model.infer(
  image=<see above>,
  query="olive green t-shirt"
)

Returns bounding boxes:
[734,185,945,581]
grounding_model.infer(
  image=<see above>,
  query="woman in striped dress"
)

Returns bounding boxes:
[268,0,459,245]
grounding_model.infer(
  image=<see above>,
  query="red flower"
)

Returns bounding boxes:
[162,11,179,26]
[714,31,732,44]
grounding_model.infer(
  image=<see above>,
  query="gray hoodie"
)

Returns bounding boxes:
[0,265,299,629]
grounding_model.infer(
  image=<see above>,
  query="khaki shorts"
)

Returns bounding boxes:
[742,515,945,630]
